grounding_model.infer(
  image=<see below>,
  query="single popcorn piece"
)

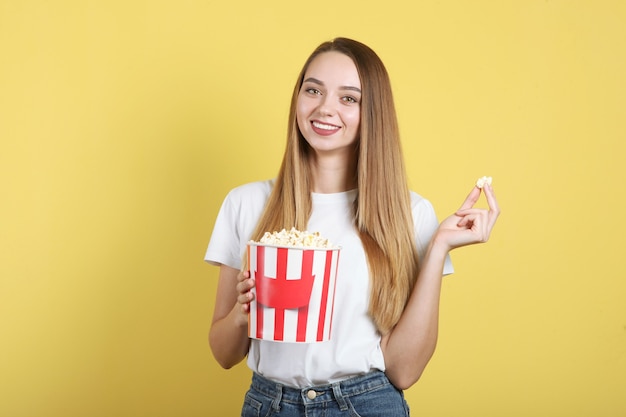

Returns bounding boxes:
[476,176,493,189]
[254,227,336,248]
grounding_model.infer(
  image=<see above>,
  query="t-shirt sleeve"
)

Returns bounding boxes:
[204,181,273,271]
[204,190,244,270]
[412,195,454,276]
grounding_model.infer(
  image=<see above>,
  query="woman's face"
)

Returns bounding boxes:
[296,51,361,158]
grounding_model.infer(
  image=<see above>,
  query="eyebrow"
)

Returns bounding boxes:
[303,77,362,94]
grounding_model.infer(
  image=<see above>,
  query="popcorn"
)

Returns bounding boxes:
[247,228,341,342]
[476,176,493,189]
[253,227,336,248]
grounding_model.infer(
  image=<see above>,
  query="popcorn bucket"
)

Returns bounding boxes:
[247,243,340,343]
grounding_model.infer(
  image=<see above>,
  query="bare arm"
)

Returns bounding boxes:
[208,265,255,369]
[382,184,500,389]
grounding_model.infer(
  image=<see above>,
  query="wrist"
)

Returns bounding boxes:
[428,232,451,259]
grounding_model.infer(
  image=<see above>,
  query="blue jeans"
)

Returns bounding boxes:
[241,371,410,417]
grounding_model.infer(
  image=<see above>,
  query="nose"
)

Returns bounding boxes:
[318,94,337,116]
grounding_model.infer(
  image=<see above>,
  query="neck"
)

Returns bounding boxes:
[308,152,357,193]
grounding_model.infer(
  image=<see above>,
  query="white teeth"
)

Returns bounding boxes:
[312,121,339,131]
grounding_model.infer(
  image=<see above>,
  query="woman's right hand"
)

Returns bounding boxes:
[235,269,256,315]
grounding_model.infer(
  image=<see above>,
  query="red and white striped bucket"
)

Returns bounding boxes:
[247,243,340,343]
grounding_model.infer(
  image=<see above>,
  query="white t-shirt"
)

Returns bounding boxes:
[205,180,453,387]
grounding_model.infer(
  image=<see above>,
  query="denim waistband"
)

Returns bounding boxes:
[251,370,391,410]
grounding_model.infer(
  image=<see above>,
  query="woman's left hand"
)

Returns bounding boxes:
[435,183,500,251]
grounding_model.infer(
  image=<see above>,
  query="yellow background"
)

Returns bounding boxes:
[1,0,625,415]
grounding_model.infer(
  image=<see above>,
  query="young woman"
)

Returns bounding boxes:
[206,37,499,416]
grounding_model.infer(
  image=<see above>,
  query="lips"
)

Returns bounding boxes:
[311,120,340,136]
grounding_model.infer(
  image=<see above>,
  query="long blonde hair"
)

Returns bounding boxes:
[250,38,419,334]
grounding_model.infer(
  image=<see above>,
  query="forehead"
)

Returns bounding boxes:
[303,51,361,87]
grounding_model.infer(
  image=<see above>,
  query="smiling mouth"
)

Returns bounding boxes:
[312,121,340,132]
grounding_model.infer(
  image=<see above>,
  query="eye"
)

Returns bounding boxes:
[342,96,359,104]
[305,87,321,95]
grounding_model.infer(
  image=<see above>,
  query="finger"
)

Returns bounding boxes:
[455,208,485,219]
[456,215,473,229]
[237,290,254,305]
[457,212,482,230]
[458,209,491,238]
[237,271,254,290]
[236,278,254,296]
[482,184,501,227]
[458,186,482,211]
